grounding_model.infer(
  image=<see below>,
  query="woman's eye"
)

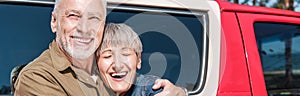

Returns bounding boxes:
[102,54,112,58]
[122,53,131,56]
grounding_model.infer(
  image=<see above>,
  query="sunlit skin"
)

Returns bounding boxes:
[51,0,105,72]
[97,46,141,96]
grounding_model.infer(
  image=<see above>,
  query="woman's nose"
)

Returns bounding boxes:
[112,54,124,72]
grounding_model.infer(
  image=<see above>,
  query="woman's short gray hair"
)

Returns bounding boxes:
[98,23,143,56]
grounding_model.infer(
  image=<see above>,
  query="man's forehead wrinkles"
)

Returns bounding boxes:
[63,9,103,15]
[88,12,100,15]
[65,9,81,14]
[88,12,105,18]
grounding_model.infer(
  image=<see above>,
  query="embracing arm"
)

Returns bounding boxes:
[152,79,187,96]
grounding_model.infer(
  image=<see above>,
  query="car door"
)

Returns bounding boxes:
[237,12,300,96]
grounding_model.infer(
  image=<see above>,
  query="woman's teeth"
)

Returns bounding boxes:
[111,72,127,78]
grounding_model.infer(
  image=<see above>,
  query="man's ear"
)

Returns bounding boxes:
[137,53,142,69]
[51,12,57,33]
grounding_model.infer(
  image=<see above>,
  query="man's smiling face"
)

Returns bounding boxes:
[51,0,106,59]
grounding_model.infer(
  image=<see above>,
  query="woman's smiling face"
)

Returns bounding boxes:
[97,46,141,94]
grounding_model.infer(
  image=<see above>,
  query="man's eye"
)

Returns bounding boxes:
[67,14,81,19]
[89,16,100,21]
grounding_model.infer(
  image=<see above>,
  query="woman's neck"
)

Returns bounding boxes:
[117,92,127,96]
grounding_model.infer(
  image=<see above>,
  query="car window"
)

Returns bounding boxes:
[254,22,300,95]
[0,4,54,95]
[0,3,207,94]
[106,5,206,91]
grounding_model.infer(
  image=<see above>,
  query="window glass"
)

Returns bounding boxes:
[254,22,300,95]
[0,3,205,94]
[106,7,205,91]
[0,4,54,95]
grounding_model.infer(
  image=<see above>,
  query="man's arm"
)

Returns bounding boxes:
[152,79,187,96]
[14,69,66,96]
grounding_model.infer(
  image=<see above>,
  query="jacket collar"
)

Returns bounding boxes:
[49,40,72,72]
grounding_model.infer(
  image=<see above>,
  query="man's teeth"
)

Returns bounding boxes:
[73,37,91,43]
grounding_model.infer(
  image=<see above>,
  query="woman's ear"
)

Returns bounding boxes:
[51,12,57,33]
[137,53,142,69]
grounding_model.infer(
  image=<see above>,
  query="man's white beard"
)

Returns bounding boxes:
[64,43,96,59]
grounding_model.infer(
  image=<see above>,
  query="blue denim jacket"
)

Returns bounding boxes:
[125,74,163,96]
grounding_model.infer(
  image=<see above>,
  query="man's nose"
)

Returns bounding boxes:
[76,17,89,34]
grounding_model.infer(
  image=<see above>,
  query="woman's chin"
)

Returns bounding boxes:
[110,83,131,93]
[114,89,129,96]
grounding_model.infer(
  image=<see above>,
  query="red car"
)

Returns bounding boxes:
[0,0,300,95]
[217,0,300,96]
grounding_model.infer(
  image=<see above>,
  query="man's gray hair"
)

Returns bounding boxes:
[97,23,143,56]
[53,0,107,15]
